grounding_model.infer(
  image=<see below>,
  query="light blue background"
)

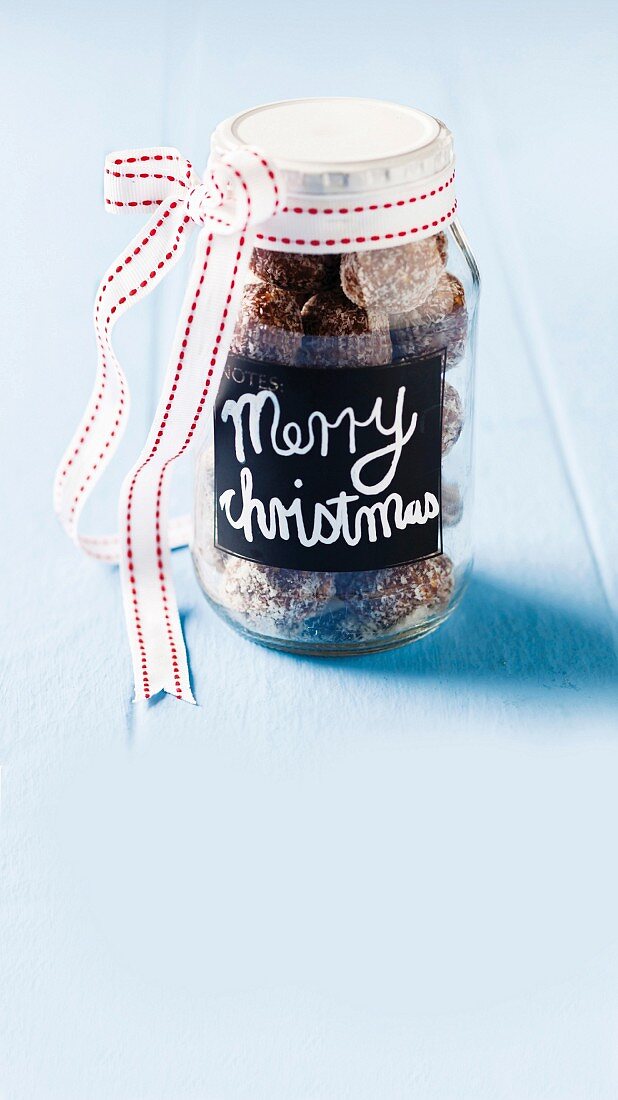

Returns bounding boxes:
[1,1,618,1097]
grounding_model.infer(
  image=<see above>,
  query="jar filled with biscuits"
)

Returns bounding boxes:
[193,98,479,655]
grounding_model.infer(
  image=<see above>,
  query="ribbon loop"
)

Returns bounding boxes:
[104,147,196,212]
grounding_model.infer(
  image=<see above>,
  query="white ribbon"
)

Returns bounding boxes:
[54,145,283,702]
[54,142,456,704]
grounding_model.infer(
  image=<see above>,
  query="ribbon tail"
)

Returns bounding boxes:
[119,226,254,703]
[53,194,192,552]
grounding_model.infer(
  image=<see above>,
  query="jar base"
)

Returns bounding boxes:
[247,608,452,657]
[198,580,465,659]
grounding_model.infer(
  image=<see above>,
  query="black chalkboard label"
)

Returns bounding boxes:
[213,351,445,572]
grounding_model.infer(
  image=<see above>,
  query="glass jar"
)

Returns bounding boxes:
[192,98,479,656]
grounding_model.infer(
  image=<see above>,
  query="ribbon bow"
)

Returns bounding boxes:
[54,146,282,703]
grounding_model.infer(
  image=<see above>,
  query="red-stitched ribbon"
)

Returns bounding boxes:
[54,145,282,702]
[54,141,457,704]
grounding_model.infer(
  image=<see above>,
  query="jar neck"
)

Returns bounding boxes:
[247,164,457,255]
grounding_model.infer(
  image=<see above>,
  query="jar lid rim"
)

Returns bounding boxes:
[212,98,454,195]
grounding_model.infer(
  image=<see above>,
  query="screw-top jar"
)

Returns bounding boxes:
[192,98,479,655]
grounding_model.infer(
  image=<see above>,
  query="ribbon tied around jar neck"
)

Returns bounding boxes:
[54,143,457,704]
[54,145,283,703]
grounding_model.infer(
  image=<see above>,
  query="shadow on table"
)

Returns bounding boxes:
[328,573,618,700]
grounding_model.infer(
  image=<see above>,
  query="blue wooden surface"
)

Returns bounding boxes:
[1,2,618,1097]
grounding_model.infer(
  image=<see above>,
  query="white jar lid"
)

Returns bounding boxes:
[212,97,453,196]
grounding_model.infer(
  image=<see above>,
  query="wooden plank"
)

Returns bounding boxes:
[452,15,618,634]
[1,1,617,1097]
